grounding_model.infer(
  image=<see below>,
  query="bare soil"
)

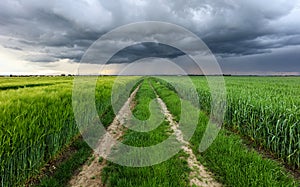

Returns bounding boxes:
[68,86,140,187]
[156,96,222,187]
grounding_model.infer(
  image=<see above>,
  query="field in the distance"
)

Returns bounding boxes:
[0,76,299,186]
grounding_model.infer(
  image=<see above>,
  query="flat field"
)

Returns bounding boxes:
[0,76,299,186]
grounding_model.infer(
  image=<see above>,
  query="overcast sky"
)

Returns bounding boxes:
[0,0,300,75]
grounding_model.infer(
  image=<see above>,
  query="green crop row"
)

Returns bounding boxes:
[0,76,139,186]
[0,77,72,90]
[150,77,298,186]
[159,76,300,169]
[0,81,77,186]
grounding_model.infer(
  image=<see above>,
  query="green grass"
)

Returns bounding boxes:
[1,75,299,186]
[151,77,299,187]
[102,79,190,187]
[36,138,92,187]
[191,112,299,187]
[161,76,300,169]
[0,76,139,186]
[0,81,78,186]
[0,76,72,90]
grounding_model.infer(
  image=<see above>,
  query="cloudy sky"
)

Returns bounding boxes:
[0,0,300,75]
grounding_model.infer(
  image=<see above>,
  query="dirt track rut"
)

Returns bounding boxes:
[69,81,221,187]
[68,86,140,187]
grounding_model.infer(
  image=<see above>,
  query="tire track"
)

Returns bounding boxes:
[69,80,221,187]
[152,85,222,187]
[68,85,140,187]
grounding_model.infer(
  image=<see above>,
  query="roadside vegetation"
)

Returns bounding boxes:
[0,76,136,186]
[163,76,300,170]
[151,77,299,186]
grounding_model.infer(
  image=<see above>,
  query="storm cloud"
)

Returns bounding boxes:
[0,0,300,74]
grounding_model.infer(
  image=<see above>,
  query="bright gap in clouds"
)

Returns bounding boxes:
[0,45,80,75]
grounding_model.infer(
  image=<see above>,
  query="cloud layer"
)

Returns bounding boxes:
[0,0,300,74]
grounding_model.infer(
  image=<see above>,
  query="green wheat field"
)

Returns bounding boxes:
[0,76,299,186]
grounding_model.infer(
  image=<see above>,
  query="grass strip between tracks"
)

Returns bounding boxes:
[102,79,190,187]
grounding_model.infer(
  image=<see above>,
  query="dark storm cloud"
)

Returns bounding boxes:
[108,42,185,64]
[25,55,58,63]
[219,45,300,74]
[0,0,299,74]
[206,33,300,56]
[0,0,106,62]
[2,45,23,51]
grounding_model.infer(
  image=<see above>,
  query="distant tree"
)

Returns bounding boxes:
[61,74,66,76]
